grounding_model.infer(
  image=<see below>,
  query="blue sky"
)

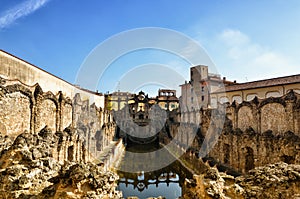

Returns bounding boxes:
[1,0,300,95]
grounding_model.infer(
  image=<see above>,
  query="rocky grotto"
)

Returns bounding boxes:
[0,126,122,199]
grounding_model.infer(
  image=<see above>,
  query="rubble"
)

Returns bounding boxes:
[182,162,300,199]
[0,127,122,199]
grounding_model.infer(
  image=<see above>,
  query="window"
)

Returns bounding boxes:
[201,86,204,92]
[191,97,194,103]
[232,95,242,104]
[265,91,281,98]
[219,96,229,104]
[202,96,205,101]
[246,94,257,101]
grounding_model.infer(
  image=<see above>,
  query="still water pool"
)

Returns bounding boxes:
[117,144,193,199]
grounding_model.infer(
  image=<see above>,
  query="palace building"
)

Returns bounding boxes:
[181,65,300,110]
[210,74,300,107]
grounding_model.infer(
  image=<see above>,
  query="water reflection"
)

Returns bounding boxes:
[117,152,193,199]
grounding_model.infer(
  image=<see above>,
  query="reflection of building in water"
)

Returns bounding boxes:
[118,160,192,192]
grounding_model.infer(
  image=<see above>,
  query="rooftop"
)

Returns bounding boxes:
[212,74,300,93]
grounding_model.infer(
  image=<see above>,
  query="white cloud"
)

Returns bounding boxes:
[0,0,51,29]
[217,29,298,81]
[219,29,250,47]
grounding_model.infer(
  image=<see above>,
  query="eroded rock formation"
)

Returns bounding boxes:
[0,127,122,199]
[182,162,300,199]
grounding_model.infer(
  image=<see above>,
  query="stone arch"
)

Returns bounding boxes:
[237,105,255,131]
[260,102,286,135]
[36,93,58,133]
[0,85,32,138]
[245,147,254,172]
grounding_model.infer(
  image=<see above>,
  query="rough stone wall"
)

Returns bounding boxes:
[261,103,287,134]
[36,98,57,133]
[169,90,300,174]
[0,50,105,108]
[237,106,255,132]
[0,76,116,164]
[227,90,299,136]
[0,92,31,138]
[209,129,300,173]
[61,103,72,130]
[0,126,122,199]
[207,92,300,173]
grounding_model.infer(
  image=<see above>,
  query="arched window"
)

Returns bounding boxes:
[265,91,281,98]
[232,95,242,104]
[246,93,257,101]
[219,96,229,104]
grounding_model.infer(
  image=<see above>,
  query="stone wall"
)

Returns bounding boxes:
[169,90,300,173]
[0,91,31,138]
[209,129,300,173]
[216,92,300,173]
[0,76,116,164]
[228,90,299,136]
[0,50,104,108]
[178,90,299,136]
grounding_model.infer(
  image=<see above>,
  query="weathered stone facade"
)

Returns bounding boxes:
[169,90,300,174]
[228,90,299,136]
[0,76,116,164]
[0,76,122,198]
[0,50,105,108]
[0,91,31,138]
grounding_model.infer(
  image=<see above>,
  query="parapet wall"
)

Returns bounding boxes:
[0,50,104,107]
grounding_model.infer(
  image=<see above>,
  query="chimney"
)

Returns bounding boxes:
[223,77,226,81]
